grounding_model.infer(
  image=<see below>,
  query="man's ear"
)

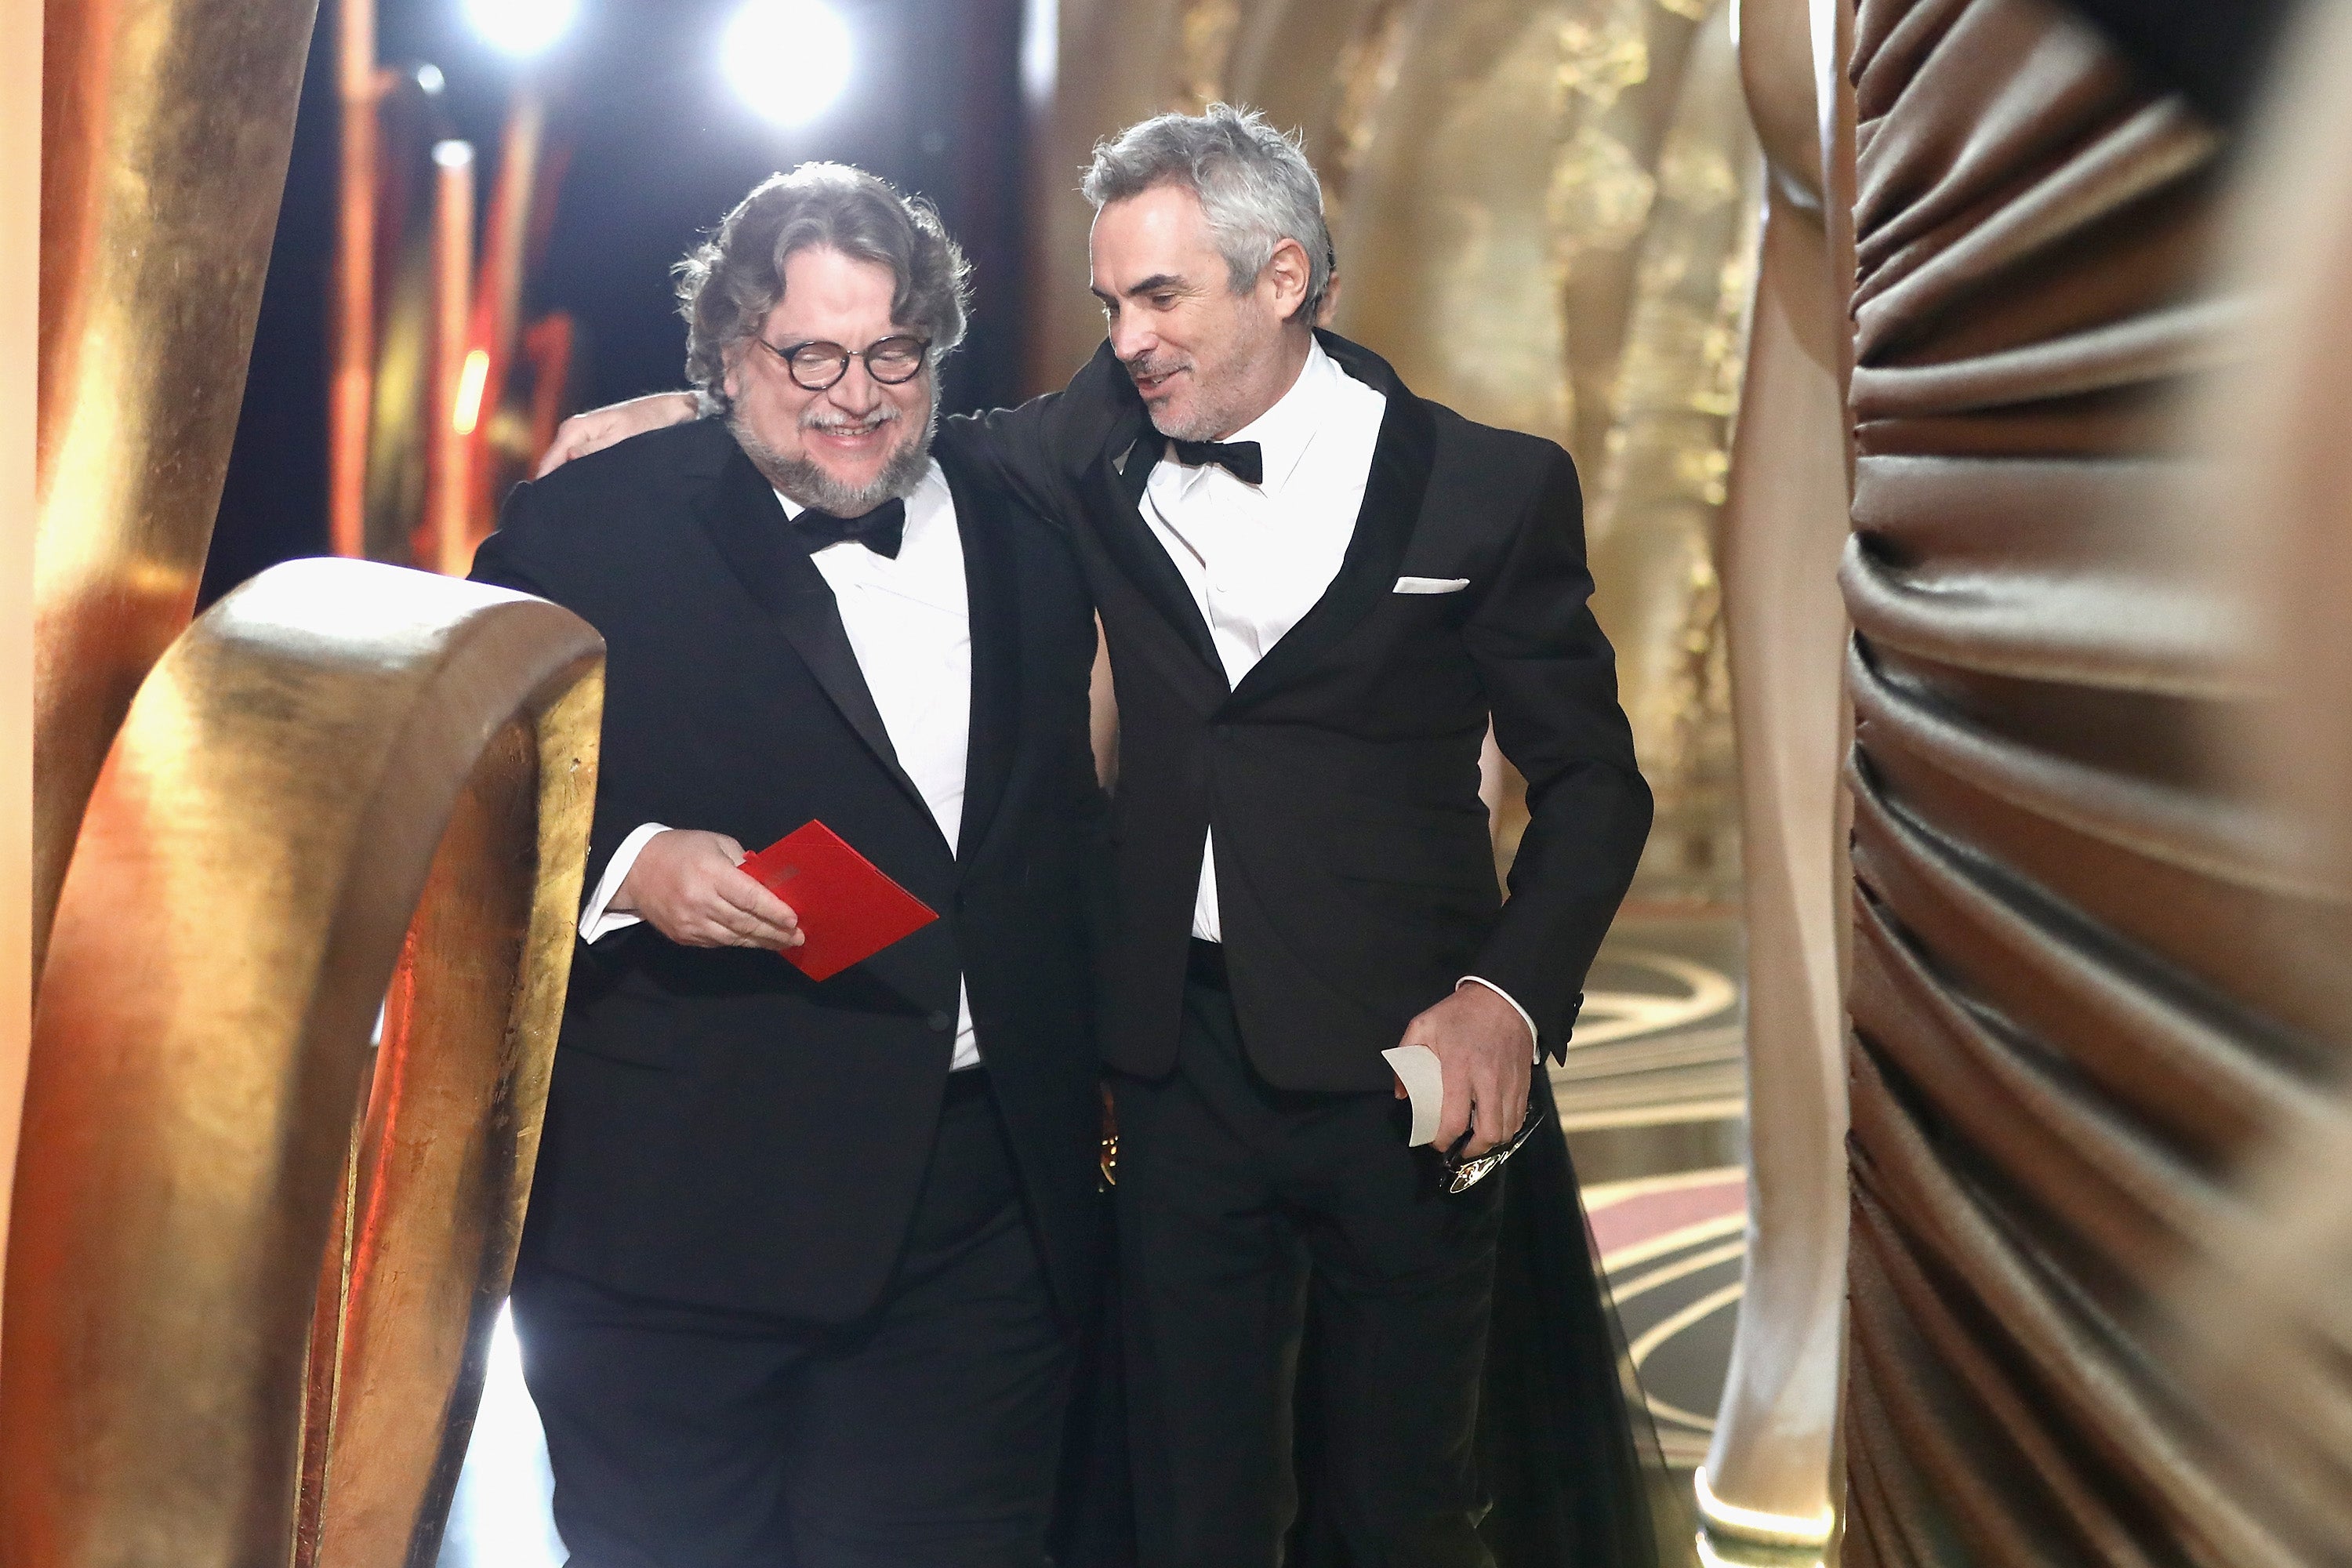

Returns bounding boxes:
[1263,236,1312,321]
[720,343,746,408]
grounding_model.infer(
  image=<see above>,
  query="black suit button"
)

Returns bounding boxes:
[927,1010,953,1032]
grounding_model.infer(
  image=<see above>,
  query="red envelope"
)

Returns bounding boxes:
[735,820,940,982]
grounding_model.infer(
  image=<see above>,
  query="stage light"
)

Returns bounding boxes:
[723,0,854,127]
[464,0,579,57]
[452,348,491,436]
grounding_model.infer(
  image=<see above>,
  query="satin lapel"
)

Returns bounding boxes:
[1083,433,1228,684]
[946,458,1017,863]
[693,441,935,825]
[1050,340,1226,692]
[1225,333,1438,713]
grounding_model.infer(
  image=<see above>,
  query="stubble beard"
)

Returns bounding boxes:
[1131,354,1226,444]
[1131,323,1284,443]
[731,397,938,517]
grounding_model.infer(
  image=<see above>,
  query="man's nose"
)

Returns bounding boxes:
[1108,311,1156,365]
[825,358,884,413]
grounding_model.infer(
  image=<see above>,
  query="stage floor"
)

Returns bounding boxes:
[1561,906,1749,1475]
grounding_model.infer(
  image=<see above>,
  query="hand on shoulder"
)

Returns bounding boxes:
[535,392,702,477]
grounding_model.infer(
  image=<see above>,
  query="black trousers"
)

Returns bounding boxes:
[1112,957,1506,1568]
[509,1071,1071,1568]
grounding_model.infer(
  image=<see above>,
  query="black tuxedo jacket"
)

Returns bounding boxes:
[945,330,1651,1092]
[471,418,1106,1324]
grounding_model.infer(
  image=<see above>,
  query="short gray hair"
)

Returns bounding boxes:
[1082,103,1333,325]
[675,163,970,415]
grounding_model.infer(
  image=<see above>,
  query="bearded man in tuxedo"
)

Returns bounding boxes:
[473,164,1107,1568]
[544,107,1657,1568]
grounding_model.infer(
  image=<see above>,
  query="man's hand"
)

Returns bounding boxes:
[1393,985,1531,1160]
[614,829,804,951]
[535,392,701,477]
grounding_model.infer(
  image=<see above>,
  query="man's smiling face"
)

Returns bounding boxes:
[722,245,933,514]
[1089,183,1307,443]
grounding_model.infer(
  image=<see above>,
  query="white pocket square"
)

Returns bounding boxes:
[1393,575,1470,595]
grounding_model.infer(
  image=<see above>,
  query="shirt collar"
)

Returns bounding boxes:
[1160,338,1341,500]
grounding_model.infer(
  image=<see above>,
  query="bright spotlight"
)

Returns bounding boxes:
[465,0,579,56]
[723,0,854,127]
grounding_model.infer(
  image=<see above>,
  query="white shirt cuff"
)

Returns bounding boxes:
[579,822,672,942]
[1457,975,1543,1063]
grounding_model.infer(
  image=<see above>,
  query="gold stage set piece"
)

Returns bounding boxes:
[2,563,602,1568]
[33,0,323,982]
[5,5,608,1566]
[1692,0,1853,1552]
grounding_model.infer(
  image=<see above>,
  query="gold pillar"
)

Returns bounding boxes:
[461,88,546,561]
[1695,0,1854,1552]
[330,0,379,561]
[427,140,477,579]
[0,0,43,1330]
[1,560,601,1568]
[34,0,324,979]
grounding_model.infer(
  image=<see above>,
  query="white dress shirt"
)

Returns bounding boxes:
[579,460,983,1069]
[1138,340,1538,1054]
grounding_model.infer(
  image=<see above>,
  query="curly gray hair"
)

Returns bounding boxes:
[1081,103,1334,325]
[674,163,970,415]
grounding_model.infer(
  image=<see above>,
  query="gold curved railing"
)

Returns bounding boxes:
[2,558,601,1568]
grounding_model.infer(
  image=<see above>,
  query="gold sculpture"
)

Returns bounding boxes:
[1693,0,1853,1552]
[33,0,325,980]
[2,561,602,1568]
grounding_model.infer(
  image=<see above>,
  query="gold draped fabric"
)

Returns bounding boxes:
[1834,1,2352,1559]
[2172,0,2352,1509]
[1030,0,1762,891]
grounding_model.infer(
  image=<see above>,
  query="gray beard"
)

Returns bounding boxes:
[731,402,938,516]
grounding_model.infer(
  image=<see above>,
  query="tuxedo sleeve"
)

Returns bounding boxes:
[1464,445,1653,1061]
[470,483,641,935]
[942,392,1076,527]
[946,343,1142,530]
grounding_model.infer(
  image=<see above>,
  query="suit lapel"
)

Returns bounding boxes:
[944,455,1017,863]
[1047,343,1229,699]
[691,437,936,827]
[1224,332,1437,713]
[1083,437,1228,684]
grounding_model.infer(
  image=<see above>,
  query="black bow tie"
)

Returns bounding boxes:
[1169,438,1265,486]
[790,497,907,559]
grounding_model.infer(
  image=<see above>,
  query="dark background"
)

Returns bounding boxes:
[203,0,1033,606]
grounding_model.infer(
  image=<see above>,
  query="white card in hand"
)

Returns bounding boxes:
[1382,1044,1446,1146]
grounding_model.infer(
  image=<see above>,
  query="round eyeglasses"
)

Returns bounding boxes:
[759,334,932,391]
